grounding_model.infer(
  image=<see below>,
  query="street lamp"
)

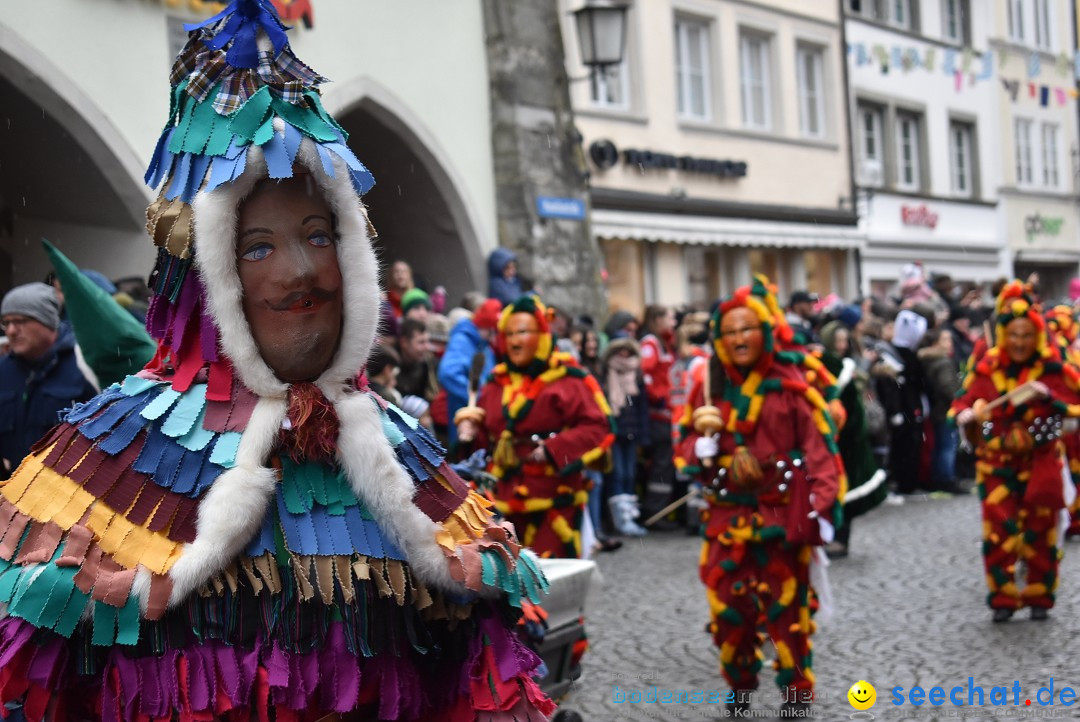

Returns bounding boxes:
[572,0,630,80]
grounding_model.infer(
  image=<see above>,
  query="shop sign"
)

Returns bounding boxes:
[588,139,747,179]
[900,204,938,229]
[1024,213,1064,243]
[536,196,586,221]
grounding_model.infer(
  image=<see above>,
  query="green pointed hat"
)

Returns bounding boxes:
[42,239,156,387]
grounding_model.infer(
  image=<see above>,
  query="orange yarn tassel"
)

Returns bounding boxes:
[280,382,340,463]
[729,446,763,491]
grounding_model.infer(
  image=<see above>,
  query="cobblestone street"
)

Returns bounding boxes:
[557,493,1080,721]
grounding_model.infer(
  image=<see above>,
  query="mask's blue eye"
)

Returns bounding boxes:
[309,232,333,248]
[241,243,274,262]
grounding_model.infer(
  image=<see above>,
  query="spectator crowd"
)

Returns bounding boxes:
[4,248,1079,560]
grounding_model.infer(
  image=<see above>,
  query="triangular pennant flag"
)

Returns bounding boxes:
[1028,52,1041,78]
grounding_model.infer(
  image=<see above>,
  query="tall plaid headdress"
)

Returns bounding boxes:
[140,0,379,400]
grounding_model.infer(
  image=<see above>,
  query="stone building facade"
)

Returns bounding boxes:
[558,0,859,315]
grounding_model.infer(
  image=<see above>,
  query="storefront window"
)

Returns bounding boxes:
[1014,263,1076,302]
[870,279,894,300]
[747,249,781,286]
[804,250,842,297]
[685,246,726,309]
[602,238,646,315]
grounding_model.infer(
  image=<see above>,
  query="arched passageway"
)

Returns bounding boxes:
[332,89,486,305]
[0,29,151,292]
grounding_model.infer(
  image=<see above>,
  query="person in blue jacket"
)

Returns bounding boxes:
[438,298,502,444]
[488,248,525,305]
[0,283,97,479]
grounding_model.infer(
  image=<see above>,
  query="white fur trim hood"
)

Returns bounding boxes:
[192,128,380,399]
[168,127,477,604]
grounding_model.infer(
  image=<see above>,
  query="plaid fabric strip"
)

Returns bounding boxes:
[276,81,304,106]
[185,52,228,103]
[276,52,328,87]
[169,34,333,117]
[257,50,276,84]
[212,73,257,116]
[170,40,201,87]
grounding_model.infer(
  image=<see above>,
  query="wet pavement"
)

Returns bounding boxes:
[556,492,1080,721]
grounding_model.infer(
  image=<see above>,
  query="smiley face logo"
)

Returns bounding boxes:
[848,680,876,710]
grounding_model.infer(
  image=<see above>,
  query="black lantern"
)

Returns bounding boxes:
[572,0,630,73]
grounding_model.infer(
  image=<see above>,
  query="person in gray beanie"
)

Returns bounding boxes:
[1,282,61,334]
[0,282,96,479]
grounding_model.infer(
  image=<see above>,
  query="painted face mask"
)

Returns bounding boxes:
[718,306,765,370]
[236,175,343,383]
[1004,317,1038,365]
[495,296,554,372]
[505,312,541,368]
[991,281,1050,368]
[709,276,781,378]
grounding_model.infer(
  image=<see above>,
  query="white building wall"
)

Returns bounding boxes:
[848,14,1001,200]
[846,0,1007,293]
[991,0,1080,300]
[560,0,857,312]
[561,0,852,211]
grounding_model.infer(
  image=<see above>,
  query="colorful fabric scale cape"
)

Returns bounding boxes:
[475,297,614,559]
[0,3,553,720]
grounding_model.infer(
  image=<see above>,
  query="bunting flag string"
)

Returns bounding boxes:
[846,42,1080,103]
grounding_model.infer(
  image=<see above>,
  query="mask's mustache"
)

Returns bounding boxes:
[270,287,337,311]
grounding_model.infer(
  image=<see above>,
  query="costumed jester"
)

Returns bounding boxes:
[0,3,554,720]
[454,296,615,560]
[952,282,1080,623]
[676,278,844,715]
[1045,305,1080,538]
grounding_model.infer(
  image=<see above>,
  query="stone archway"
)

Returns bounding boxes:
[0,25,152,291]
[324,80,486,305]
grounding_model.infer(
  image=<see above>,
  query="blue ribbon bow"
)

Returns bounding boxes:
[185,0,290,69]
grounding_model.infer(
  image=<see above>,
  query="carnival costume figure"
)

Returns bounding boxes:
[455,297,614,560]
[1045,305,1080,538]
[0,3,554,719]
[676,278,844,711]
[953,283,1080,622]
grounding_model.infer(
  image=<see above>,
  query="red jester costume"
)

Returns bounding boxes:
[455,297,614,559]
[1045,305,1080,538]
[952,283,1080,622]
[676,279,844,710]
